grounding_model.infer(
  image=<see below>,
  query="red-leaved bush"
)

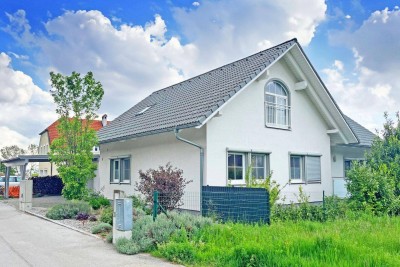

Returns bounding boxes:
[135,163,192,210]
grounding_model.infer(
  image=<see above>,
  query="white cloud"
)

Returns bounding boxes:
[5,4,327,119]
[326,7,400,130]
[192,2,200,7]
[0,52,56,148]
[345,14,351,19]
[173,0,326,73]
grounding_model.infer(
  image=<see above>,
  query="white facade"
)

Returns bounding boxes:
[98,50,367,204]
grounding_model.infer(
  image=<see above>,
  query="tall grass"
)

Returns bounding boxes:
[155,216,400,266]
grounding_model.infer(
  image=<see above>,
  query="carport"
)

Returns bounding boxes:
[1,155,50,199]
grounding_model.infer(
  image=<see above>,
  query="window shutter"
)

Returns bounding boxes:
[305,156,321,183]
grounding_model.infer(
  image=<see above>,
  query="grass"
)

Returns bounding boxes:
[154,216,400,266]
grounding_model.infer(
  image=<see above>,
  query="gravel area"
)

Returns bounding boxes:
[30,207,102,234]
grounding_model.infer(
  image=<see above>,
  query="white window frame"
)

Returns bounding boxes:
[110,156,131,184]
[227,151,270,185]
[251,153,269,180]
[227,152,245,184]
[265,81,290,129]
[289,154,321,184]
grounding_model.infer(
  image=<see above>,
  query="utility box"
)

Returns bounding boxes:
[115,198,133,231]
[19,180,33,211]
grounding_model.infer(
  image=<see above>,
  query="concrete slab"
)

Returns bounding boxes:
[0,202,179,267]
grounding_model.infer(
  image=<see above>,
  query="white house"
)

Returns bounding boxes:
[97,39,375,206]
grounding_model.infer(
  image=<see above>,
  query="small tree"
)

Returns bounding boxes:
[135,163,192,210]
[346,112,400,215]
[49,71,104,200]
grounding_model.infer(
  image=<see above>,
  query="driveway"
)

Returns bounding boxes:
[0,202,178,267]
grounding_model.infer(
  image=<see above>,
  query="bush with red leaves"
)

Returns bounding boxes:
[135,163,192,211]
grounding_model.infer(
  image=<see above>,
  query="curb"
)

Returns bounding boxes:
[24,209,102,240]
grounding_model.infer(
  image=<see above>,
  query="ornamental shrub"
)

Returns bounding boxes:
[91,222,112,234]
[135,163,192,210]
[100,206,113,225]
[46,201,91,220]
[115,238,141,255]
[85,191,110,210]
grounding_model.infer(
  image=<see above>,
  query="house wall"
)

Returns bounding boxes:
[205,59,332,202]
[331,145,369,197]
[98,127,206,207]
[38,132,58,176]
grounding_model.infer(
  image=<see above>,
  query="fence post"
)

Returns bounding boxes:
[322,190,326,222]
[153,190,159,222]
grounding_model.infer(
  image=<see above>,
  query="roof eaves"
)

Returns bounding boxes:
[293,43,359,145]
[99,121,202,144]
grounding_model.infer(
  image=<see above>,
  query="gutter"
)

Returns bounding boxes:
[174,128,204,214]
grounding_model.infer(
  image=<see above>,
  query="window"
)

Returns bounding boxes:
[110,157,131,183]
[344,159,365,177]
[228,153,244,180]
[228,152,270,183]
[251,154,267,179]
[290,155,321,183]
[265,81,290,128]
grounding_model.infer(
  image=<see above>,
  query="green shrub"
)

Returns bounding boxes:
[116,211,214,255]
[46,201,91,220]
[91,222,112,234]
[86,191,111,210]
[158,241,195,264]
[100,206,113,225]
[347,162,400,215]
[106,232,113,243]
[115,238,140,255]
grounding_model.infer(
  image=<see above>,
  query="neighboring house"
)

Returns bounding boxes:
[38,114,109,182]
[97,39,375,206]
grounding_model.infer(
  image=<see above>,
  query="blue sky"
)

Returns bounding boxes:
[0,0,399,148]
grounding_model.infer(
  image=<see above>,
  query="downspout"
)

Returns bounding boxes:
[174,128,204,214]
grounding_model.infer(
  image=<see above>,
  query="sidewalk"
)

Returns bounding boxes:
[0,202,179,267]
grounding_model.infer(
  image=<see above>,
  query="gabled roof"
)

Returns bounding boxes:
[40,119,107,144]
[343,115,376,147]
[98,39,297,143]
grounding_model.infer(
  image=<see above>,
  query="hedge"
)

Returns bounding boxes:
[31,176,64,195]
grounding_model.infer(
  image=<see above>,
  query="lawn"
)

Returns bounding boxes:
[154,215,400,266]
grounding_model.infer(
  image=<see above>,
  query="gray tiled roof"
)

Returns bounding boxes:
[344,115,376,147]
[98,39,297,143]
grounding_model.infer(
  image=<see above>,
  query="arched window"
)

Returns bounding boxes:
[265,81,290,128]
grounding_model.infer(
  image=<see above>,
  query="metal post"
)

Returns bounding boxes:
[153,191,159,222]
[322,190,326,222]
[4,166,10,199]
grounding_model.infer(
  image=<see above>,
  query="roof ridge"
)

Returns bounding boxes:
[150,38,298,95]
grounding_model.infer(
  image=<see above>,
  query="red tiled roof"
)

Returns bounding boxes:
[41,119,109,144]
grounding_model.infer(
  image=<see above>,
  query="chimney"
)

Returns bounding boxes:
[101,114,108,127]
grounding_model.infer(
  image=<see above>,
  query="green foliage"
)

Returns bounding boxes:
[245,169,286,210]
[46,201,91,220]
[154,216,400,266]
[115,211,213,255]
[49,71,104,200]
[129,194,151,214]
[106,232,113,243]
[91,222,112,234]
[158,241,195,264]
[344,113,400,215]
[272,187,353,222]
[85,191,110,210]
[100,206,113,225]
[346,162,399,215]
[115,238,141,255]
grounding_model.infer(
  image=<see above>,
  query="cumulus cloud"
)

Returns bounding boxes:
[0,52,56,148]
[173,0,326,72]
[326,7,400,130]
[5,3,327,119]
